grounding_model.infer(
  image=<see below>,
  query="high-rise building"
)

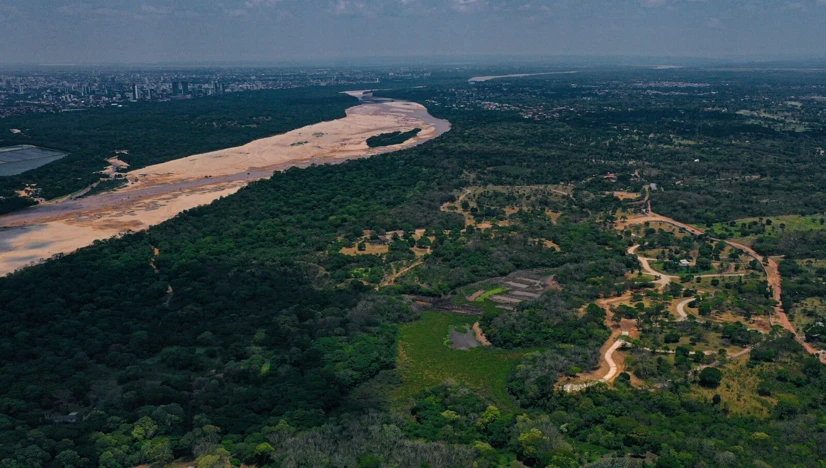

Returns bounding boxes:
[181,82,189,95]
[133,84,140,100]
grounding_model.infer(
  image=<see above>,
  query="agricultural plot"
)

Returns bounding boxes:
[459,272,557,312]
[473,287,508,302]
[394,311,528,411]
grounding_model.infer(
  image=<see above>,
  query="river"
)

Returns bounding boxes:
[0,93,451,275]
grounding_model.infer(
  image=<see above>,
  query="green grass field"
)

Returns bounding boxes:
[394,311,529,411]
[475,287,508,302]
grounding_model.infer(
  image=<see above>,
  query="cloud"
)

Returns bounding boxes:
[223,0,283,17]
[244,0,281,8]
[780,1,806,11]
[517,1,553,14]
[640,0,710,7]
[451,0,486,12]
[0,3,20,20]
[55,1,152,19]
[140,4,170,15]
[223,8,248,16]
[328,0,386,17]
[331,0,367,14]
[707,17,723,29]
[56,2,91,15]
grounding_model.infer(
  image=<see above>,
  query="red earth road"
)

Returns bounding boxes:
[621,212,826,364]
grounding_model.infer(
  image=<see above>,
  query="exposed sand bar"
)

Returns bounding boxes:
[468,71,578,83]
[0,92,450,276]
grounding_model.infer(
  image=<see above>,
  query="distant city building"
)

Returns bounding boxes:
[132,84,140,101]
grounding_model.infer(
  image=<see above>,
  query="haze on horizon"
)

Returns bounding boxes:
[1,0,825,65]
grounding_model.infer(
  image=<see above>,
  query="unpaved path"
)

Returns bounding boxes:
[675,297,693,321]
[600,340,624,382]
[696,347,753,371]
[696,273,747,278]
[566,204,825,392]
[623,211,826,364]
[472,322,492,346]
[564,293,635,391]
[628,244,675,289]
[380,260,423,287]
[466,289,485,301]
[0,94,450,276]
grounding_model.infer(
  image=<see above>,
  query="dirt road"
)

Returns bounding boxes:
[564,293,636,391]
[600,340,625,382]
[380,260,423,287]
[628,244,675,289]
[675,297,693,321]
[622,211,826,364]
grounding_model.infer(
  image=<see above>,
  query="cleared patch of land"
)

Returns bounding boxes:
[474,287,508,302]
[691,354,776,418]
[394,311,528,411]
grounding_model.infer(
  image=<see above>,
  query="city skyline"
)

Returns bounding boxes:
[1,0,826,65]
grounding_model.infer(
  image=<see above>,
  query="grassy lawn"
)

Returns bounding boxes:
[394,311,529,412]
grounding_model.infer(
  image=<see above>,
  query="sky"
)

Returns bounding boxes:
[0,0,825,64]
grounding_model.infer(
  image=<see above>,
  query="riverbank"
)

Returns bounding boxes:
[0,95,450,276]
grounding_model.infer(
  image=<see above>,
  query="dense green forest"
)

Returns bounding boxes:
[366,128,421,148]
[0,88,357,204]
[2,69,826,467]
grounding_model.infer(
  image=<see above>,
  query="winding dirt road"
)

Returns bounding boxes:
[675,297,693,321]
[628,244,675,289]
[567,207,825,391]
[563,293,636,391]
[622,211,826,364]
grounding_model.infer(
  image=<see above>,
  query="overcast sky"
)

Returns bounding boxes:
[0,0,824,64]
